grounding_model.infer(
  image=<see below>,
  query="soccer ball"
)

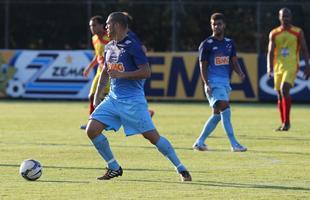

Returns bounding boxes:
[19,159,42,181]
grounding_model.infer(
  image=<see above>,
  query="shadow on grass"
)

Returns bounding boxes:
[0,163,208,174]
[119,179,310,191]
[37,180,89,184]
[0,141,227,152]
[2,141,310,156]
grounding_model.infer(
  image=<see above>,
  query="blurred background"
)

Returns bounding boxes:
[1,0,310,52]
[0,0,309,102]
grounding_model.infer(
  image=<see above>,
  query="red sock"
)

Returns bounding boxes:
[282,97,291,124]
[89,96,95,115]
[277,99,284,124]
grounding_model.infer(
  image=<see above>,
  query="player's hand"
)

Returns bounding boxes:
[239,72,245,81]
[83,68,91,77]
[303,67,310,79]
[107,69,123,78]
[93,95,101,108]
[205,84,212,96]
[267,68,273,78]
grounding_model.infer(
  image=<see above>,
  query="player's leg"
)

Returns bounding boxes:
[280,81,292,131]
[142,129,192,182]
[274,90,284,131]
[86,120,121,180]
[86,97,123,180]
[274,73,285,131]
[193,108,221,151]
[193,84,221,151]
[217,100,247,152]
[119,98,191,181]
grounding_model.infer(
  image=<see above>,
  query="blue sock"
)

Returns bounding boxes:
[91,134,120,170]
[221,108,239,146]
[196,114,221,146]
[156,136,186,173]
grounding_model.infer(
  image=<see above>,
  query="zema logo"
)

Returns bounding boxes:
[6,51,92,99]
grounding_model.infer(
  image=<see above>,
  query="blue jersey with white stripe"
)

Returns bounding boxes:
[199,36,236,86]
[104,36,148,99]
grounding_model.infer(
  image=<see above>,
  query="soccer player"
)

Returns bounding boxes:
[267,8,310,131]
[80,16,110,130]
[85,12,191,182]
[192,13,247,152]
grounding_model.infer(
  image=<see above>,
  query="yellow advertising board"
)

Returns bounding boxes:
[145,52,258,101]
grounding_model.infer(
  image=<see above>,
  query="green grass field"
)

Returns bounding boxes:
[0,100,310,199]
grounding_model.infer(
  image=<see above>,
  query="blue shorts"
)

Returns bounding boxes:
[205,84,231,108]
[90,95,155,136]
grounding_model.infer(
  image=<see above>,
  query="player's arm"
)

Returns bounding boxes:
[141,45,147,54]
[198,42,211,95]
[299,30,310,79]
[108,63,151,80]
[93,63,109,107]
[199,60,211,95]
[231,56,245,81]
[83,55,98,77]
[267,31,275,78]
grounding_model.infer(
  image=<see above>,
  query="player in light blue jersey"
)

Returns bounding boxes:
[193,13,247,152]
[85,12,191,182]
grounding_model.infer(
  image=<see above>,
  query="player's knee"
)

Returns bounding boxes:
[215,101,229,112]
[142,130,160,145]
[86,125,99,139]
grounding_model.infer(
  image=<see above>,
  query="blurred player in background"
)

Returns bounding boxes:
[85,12,191,182]
[267,8,310,131]
[193,13,247,152]
[80,15,110,130]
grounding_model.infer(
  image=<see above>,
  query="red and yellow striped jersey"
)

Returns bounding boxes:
[92,33,110,64]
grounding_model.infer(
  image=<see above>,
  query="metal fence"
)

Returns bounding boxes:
[1,0,310,53]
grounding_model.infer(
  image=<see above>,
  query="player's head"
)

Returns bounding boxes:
[210,13,226,37]
[279,8,292,26]
[106,12,128,38]
[122,12,133,28]
[89,15,105,35]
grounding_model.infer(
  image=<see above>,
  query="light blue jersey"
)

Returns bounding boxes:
[104,35,148,99]
[199,36,236,86]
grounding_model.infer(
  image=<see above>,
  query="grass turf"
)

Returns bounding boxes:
[0,100,309,199]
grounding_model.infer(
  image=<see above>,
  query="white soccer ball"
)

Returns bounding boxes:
[19,159,42,181]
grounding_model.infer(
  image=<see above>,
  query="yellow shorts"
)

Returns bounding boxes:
[89,67,110,95]
[273,69,297,90]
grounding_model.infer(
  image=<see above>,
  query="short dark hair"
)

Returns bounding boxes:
[90,15,105,25]
[108,12,128,28]
[210,13,226,23]
[122,12,133,27]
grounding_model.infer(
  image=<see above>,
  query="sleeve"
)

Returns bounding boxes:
[199,41,208,61]
[230,40,237,57]
[130,42,148,66]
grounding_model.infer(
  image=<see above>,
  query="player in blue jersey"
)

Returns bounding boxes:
[193,13,247,152]
[85,12,191,182]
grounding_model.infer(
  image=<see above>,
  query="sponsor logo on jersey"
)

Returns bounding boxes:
[280,48,290,57]
[215,56,229,66]
[107,62,125,72]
